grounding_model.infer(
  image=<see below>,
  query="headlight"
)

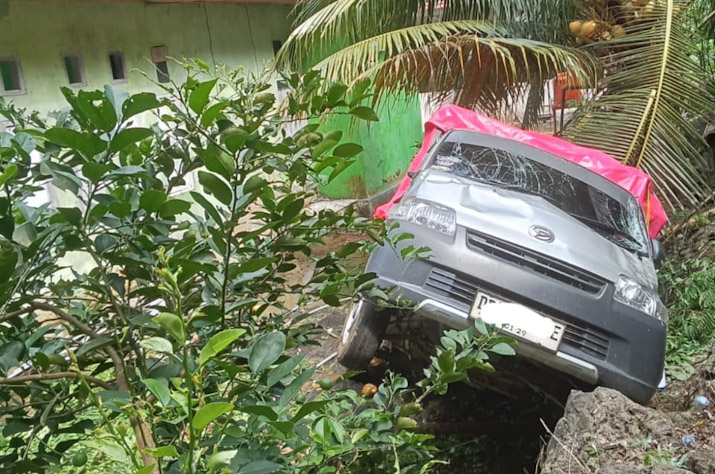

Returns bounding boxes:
[392,199,456,236]
[614,276,657,317]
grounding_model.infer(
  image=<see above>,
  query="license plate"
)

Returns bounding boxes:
[470,291,564,352]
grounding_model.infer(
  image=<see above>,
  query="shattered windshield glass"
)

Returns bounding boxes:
[430,140,650,256]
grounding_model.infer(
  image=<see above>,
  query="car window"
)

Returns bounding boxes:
[430,140,650,256]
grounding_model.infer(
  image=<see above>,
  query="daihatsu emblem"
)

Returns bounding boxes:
[529,225,554,243]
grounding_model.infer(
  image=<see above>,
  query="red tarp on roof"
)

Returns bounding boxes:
[375,105,667,237]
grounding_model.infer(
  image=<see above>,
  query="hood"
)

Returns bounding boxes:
[406,170,657,289]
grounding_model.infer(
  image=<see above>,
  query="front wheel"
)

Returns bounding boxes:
[337,298,388,369]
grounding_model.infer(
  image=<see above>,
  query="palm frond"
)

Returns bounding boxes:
[280,0,580,70]
[563,0,715,209]
[290,20,596,119]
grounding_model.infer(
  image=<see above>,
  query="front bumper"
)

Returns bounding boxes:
[369,222,667,404]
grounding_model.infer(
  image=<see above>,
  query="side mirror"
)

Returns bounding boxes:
[407,170,418,179]
[651,238,665,269]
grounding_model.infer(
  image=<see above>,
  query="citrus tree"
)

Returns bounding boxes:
[0,63,513,473]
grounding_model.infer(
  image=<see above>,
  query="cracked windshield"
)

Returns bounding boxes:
[430,139,650,255]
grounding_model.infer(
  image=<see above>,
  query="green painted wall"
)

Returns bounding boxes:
[319,95,423,199]
[0,1,292,113]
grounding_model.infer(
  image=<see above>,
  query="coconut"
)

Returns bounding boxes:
[612,25,626,38]
[569,20,583,35]
[581,21,597,38]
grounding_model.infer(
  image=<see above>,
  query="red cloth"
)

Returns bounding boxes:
[374,105,667,237]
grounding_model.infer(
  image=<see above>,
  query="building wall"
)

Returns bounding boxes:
[318,95,424,200]
[0,1,292,113]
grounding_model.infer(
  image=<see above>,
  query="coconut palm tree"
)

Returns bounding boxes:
[279,0,715,210]
[561,0,715,209]
[277,0,598,120]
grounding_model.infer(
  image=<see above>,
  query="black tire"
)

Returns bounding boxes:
[337,298,388,369]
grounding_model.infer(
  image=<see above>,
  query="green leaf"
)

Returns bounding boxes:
[110,128,153,153]
[109,201,132,218]
[189,79,218,114]
[198,171,232,205]
[81,162,111,183]
[333,143,363,158]
[45,128,99,157]
[0,340,24,373]
[233,257,276,275]
[437,347,455,373]
[243,175,266,193]
[198,329,246,368]
[159,199,190,218]
[139,336,173,355]
[122,93,162,119]
[58,207,82,225]
[144,445,178,458]
[76,336,113,357]
[349,106,379,121]
[473,318,488,335]
[94,234,118,254]
[192,402,233,431]
[312,139,337,158]
[0,216,14,241]
[278,368,314,408]
[190,191,223,225]
[13,222,36,247]
[135,465,157,474]
[266,355,304,388]
[0,164,18,187]
[199,146,235,181]
[238,405,278,421]
[153,312,185,344]
[489,342,516,356]
[327,83,347,104]
[107,165,150,178]
[140,190,168,213]
[291,400,330,423]
[143,378,171,407]
[201,103,226,127]
[248,331,286,373]
[222,128,250,153]
[104,84,129,120]
[207,450,237,471]
[0,241,17,283]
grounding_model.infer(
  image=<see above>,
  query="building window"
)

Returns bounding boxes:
[108,51,127,82]
[62,53,86,87]
[272,40,283,57]
[0,57,25,96]
[150,45,170,84]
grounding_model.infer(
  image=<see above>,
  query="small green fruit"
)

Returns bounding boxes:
[399,402,422,416]
[71,452,88,467]
[318,378,334,390]
[396,417,418,431]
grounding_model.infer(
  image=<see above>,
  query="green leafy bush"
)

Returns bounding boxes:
[659,257,715,375]
[0,62,513,473]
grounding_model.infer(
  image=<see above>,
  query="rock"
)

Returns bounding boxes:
[685,450,715,473]
[541,387,683,474]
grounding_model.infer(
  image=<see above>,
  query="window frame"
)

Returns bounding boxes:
[107,50,128,83]
[0,56,26,96]
[61,52,87,88]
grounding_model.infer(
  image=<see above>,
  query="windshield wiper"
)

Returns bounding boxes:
[568,213,647,256]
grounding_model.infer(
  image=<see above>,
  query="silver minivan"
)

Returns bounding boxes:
[339,130,667,404]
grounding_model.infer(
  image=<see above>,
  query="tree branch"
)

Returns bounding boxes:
[0,306,34,324]
[0,371,114,390]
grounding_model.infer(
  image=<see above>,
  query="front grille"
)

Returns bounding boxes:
[562,325,610,360]
[423,267,610,359]
[423,267,479,305]
[466,230,607,294]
